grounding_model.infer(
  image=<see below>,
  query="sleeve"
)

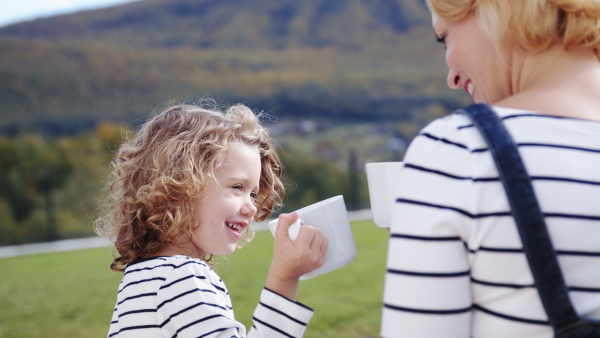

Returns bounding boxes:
[248,287,314,338]
[158,261,314,338]
[381,115,476,337]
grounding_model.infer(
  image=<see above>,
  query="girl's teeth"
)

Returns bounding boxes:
[227,223,242,231]
[467,82,474,95]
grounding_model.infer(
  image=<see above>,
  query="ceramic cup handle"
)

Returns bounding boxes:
[288,218,303,241]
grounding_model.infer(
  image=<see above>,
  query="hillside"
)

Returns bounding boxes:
[0,0,429,48]
[0,0,469,136]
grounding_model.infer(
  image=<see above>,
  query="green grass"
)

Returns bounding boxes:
[0,246,122,337]
[0,220,389,338]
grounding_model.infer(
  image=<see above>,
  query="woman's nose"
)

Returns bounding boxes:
[447,69,461,90]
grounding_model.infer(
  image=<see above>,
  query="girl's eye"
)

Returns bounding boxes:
[232,184,243,191]
[250,191,257,199]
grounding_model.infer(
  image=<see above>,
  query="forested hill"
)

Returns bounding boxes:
[0,0,469,136]
[0,0,427,48]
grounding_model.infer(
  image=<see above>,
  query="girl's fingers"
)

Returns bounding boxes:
[309,228,325,250]
[295,225,320,246]
[275,212,298,241]
[320,235,329,254]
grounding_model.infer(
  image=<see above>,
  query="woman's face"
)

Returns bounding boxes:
[432,11,513,104]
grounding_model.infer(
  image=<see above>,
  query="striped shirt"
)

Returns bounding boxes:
[108,255,313,338]
[381,106,600,337]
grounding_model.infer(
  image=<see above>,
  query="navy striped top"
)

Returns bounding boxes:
[381,106,600,337]
[108,255,313,337]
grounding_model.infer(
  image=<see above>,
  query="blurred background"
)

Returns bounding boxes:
[0,0,468,246]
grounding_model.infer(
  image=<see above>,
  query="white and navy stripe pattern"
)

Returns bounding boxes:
[108,255,313,337]
[381,106,600,337]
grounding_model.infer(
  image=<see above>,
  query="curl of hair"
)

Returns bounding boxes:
[426,0,600,59]
[94,100,285,272]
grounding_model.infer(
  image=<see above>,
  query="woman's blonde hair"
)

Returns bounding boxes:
[426,0,600,59]
[95,100,285,271]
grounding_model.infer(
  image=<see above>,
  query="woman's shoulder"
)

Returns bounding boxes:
[407,105,542,160]
[414,108,485,151]
[422,104,593,143]
[440,105,533,125]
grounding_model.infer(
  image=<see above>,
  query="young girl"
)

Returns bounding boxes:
[95,101,328,338]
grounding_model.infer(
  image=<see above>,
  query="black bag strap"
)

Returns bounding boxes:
[459,103,600,337]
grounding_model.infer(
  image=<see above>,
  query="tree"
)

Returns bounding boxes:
[278,153,351,213]
[0,134,72,224]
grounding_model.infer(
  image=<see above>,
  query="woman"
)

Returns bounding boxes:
[381,0,600,336]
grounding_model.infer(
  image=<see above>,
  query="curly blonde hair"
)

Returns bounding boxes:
[95,101,285,271]
[426,0,600,59]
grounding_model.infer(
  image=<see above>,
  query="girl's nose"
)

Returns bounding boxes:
[241,197,257,218]
[447,69,461,90]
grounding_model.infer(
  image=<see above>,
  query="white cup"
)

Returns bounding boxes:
[268,195,356,280]
[365,162,404,228]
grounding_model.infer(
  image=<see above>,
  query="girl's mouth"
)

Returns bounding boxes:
[226,222,244,233]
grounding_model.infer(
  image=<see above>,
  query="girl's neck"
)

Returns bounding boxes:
[157,242,203,259]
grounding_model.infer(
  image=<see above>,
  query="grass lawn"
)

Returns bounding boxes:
[0,220,388,338]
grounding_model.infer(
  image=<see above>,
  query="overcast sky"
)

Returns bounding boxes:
[0,0,139,27]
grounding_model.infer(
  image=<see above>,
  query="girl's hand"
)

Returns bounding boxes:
[265,212,328,300]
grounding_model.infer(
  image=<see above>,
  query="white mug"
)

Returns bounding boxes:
[365,162,404,228]
[268,195,356,280]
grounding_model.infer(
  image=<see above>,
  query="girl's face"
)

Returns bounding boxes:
[189,142,261,257]
[432,11,513,104]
